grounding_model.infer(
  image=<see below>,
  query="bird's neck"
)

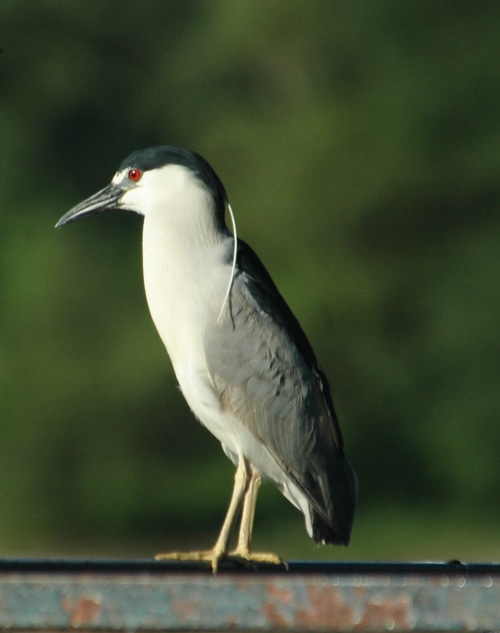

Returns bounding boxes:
[141,208,232,367]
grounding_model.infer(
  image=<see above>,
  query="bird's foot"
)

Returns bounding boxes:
[155,547,286,573]
[228,547,287,570]
[155,549,226,573]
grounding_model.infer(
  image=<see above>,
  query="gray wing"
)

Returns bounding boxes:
[204,239,356,545]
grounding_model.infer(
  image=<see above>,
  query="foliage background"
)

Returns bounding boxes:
[0,1,498,561]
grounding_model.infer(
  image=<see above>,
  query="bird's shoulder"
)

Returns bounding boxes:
[234,239,318,363]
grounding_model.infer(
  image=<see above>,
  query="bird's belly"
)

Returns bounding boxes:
[173,343,314,534]
[145,278,241,451]
[174,359,236,446]
[175,359,279,470]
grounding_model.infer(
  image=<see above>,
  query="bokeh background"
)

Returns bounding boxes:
[0,1,498,562]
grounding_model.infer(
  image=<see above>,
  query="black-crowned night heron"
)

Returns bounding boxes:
[56,146,357,571]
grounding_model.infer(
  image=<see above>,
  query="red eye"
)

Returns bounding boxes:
[128,168,142,182]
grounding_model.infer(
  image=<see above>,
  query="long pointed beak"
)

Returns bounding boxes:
[55,183,123,228]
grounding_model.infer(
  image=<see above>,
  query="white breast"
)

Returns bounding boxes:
[142,203,243,445]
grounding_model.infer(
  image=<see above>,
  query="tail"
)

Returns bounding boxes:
[310,454,358,546]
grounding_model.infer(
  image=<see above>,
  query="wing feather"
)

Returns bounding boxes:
[205,239,356,544]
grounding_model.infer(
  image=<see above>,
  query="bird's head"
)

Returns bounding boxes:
[56,146,228,232]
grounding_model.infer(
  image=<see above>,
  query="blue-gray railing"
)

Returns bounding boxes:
[0,559,498,630]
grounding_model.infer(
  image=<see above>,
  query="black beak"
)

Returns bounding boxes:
[55,183,123,228]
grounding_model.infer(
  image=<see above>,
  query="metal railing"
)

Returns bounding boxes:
[0,559,498,630]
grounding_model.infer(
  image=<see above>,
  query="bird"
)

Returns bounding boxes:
[56,145,357,571]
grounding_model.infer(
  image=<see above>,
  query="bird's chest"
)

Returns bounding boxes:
[141,226,234,440]
[142,243,225,366]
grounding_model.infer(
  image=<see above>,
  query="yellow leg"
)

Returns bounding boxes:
[155,457,249,572]
[229,465,285,568]
[211,457,250,559]
[232,467,261,555]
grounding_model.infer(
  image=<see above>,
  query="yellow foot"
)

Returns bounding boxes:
[228,548,287,570]
[155,550,225,573]
[155,548,287,573]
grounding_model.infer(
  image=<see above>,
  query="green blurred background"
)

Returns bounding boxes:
[0,1,498,562]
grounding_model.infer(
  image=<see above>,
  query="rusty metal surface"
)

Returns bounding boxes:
[0,560,498,631]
